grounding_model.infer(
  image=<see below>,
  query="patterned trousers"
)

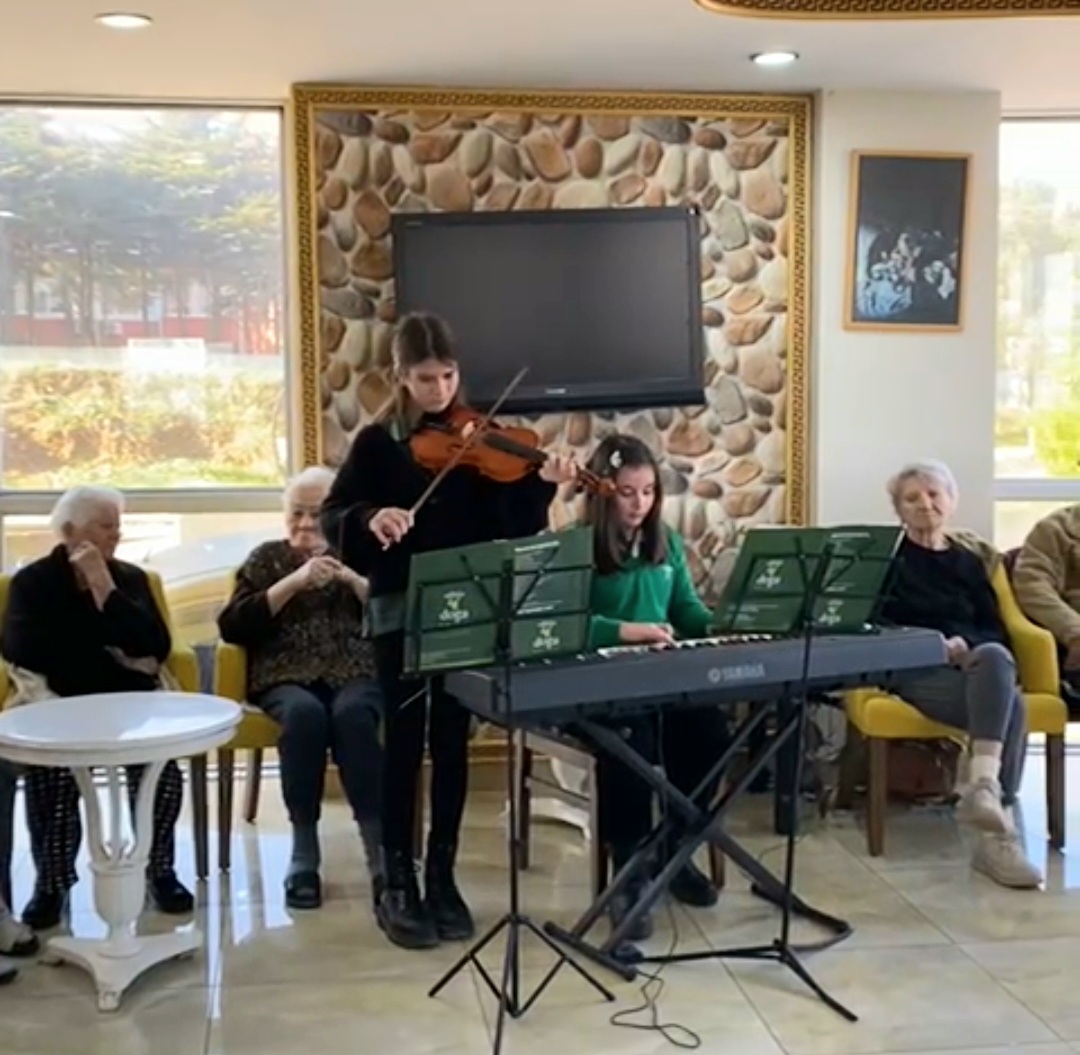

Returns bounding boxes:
[24,760,184,894]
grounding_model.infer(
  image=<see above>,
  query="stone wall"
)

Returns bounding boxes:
[302,93,807,601]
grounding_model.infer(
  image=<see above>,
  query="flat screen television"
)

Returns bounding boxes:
[391,206,705,415]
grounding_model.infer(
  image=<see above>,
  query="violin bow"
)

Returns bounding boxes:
[408,366,530,518]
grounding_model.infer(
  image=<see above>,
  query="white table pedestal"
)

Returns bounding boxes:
[40,762,199,1010]
[0,692,240,1012]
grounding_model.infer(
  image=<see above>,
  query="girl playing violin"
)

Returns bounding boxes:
[322,312,576,951]
[579,434,731,941]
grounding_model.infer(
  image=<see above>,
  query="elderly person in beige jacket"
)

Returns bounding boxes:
[1013,504,1080,694]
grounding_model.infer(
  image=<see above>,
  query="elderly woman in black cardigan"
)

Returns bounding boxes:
[218,467,383,911]
[881,460,1041,890]
[1,486,194,930]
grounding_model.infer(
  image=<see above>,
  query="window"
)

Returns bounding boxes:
[995,119,1080,545]
[0,104,289,586]
[0,105,287,492]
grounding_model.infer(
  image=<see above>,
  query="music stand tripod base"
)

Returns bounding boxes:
[426,713,615,1054]
[638,532,874,1024]
[410,544,614,1055]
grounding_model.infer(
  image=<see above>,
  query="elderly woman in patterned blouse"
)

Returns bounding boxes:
[218,467,383,911]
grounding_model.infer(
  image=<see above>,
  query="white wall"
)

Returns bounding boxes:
[811,90,1001,537]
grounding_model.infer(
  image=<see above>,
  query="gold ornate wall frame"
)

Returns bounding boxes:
[693,0,1080,17]
[291,84,812,593]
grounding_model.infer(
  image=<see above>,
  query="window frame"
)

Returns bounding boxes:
[996,115,1080,523]
[0,99,295,568]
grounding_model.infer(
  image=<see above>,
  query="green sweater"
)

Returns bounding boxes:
[588,526,713,648]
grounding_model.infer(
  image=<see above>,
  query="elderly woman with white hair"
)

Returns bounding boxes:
[881,460,1040,889]
[0,486,194,930]
[218,467,383,911]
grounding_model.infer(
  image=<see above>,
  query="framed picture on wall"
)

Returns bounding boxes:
[844,151,970,332]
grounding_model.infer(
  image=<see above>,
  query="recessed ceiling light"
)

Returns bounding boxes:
[95,12,153,29]
[750,51,799,67]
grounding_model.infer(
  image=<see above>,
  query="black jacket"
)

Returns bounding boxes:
[1,544,171,697]
[881,538,1009,648]
[321,418,557,601]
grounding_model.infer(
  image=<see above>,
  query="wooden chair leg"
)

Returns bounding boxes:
[707,843,727,891]
[517,743,533,871]
[867,738,888,857]
[243,748,263,824]
[412,769,424,859]
[586,757,607,901]
[190,754,209,881]
[1046,733,1066,851]
[0,769,16,909]
[218,748,235,872]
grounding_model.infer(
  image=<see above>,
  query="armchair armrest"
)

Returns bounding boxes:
[166,645,200,694]
[993,565,1060,696]
[214,642,248,702]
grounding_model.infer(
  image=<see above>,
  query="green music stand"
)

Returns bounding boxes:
[713,524,903,637]
[402,526,593,676]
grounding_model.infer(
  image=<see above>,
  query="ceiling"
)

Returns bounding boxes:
[1,0,1079,111]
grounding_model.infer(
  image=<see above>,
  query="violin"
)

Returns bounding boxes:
[409,405,615,496]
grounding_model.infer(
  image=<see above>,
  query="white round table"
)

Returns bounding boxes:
[0,691,241,1011]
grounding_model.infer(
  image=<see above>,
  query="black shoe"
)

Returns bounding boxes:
[0,964,16,986]
[377,850,439,949]
[424,842,475,941]
[748,768,774,794]
[608,876,653,944]
[148,872,195,915]
[371,873,386,913]
[669,859,719,908]
[284,871,322,910]
[21,889,67,931]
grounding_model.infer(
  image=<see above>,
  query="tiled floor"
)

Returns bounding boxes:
[5,750,1080,1055]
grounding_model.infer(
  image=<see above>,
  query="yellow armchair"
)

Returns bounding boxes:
[994,564,1060,697]
[211,641,281,872]
[146,571,201,694]
[844,563,1067,857]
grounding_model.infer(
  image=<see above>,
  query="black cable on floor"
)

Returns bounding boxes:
[608,712,702,1050]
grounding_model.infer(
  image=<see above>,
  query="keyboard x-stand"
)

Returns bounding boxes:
[547,537,859,1022]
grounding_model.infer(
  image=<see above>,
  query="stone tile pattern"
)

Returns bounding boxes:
[314,108,792,601]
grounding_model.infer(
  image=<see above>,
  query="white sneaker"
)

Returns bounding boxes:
[957,777,1010,834]
[0,913,36,956]
[971,832,1043,889]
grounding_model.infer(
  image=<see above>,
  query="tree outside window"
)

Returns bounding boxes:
[0,105,288,491]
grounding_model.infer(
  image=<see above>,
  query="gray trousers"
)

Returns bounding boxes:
[887,642,1027,800]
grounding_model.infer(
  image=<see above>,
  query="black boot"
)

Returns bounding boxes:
[668,858,719,908]
[608,844,653,944]
[148,871,195,915]
[663,830,719,908]
[21,888,67,931]
[424,841,474,941]
[377,849,438,950]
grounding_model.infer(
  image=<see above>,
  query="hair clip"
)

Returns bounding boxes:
[609,449,623,470]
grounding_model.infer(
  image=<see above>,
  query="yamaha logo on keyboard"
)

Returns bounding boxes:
[708,663,766,684]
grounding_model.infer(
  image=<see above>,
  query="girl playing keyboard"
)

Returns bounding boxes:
[578,434,731,941]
